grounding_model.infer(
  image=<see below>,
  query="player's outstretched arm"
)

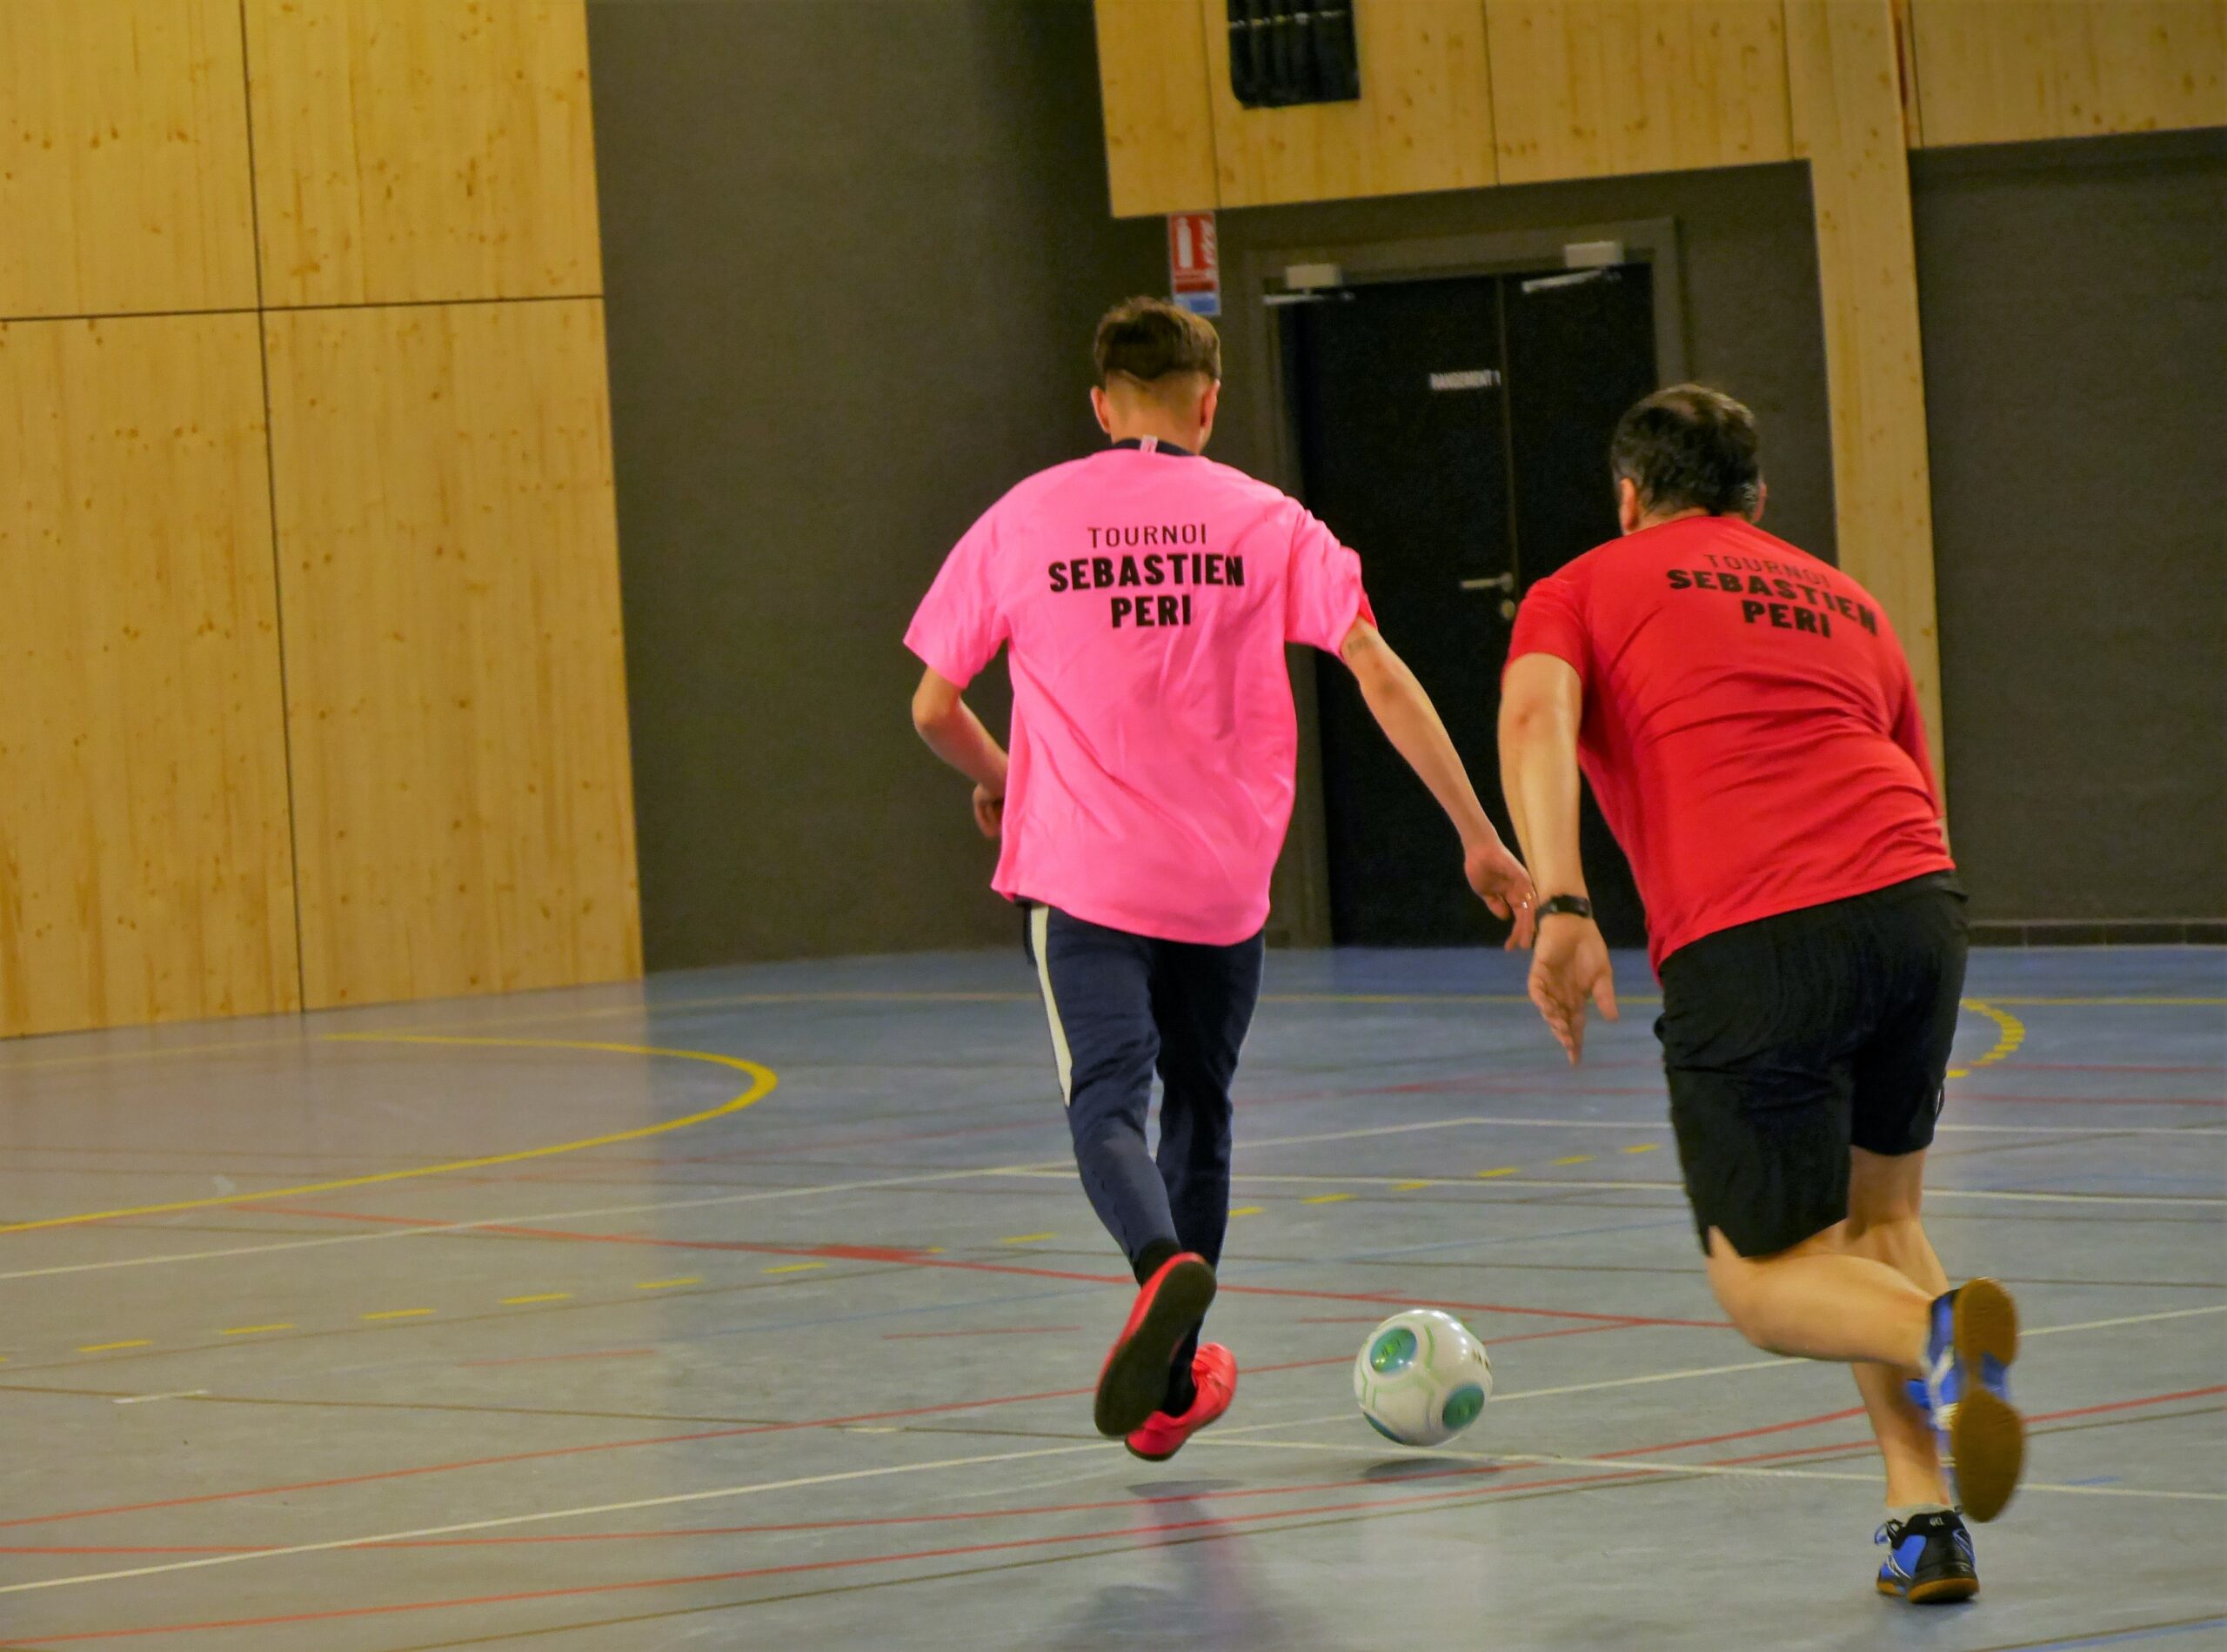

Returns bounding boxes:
[1498,652,1618,1062]
[911,666,1010,839]
[1338,620,1535,947]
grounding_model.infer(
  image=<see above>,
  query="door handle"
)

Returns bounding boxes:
[1459,573,1516,594]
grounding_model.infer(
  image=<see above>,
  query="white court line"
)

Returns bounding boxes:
[1046,1171,2223,1209]
[0,1161,1072,1283]
[0,1115,1565,1282]
[1197,1303,2227,1432]
[1243,1116,2226,1140]
[109,1389,208,1407]
[0,1440,1124,1596]
[8,1107,2219,1284]
[1195,1439,2227,1502]
[3,1303,2217,1598]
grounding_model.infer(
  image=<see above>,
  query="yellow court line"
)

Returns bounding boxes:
[1550,1154,1595,1167]
[1229,1207,1264,1217]
[1981,996,2225,1007]
[77,1341,152,1354]
[763,1262,826,1274]
[1392,1180,1431,1191]
[0,1036,779,1235]
[999,1233,1055,1245]
[219,1324,292,1336]
[1622,1143,1661,1155]
[1300,1193,1354,1205]
[1949,1000,2026,1080]
[362,1308,435,1321]
[502,1293,571,1306]
[634,1277,700,1291]
[1476,1167,1520,1179]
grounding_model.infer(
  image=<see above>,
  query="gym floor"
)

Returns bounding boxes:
[2,946,2221,1650]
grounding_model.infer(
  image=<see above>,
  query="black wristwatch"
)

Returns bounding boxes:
[1536,894,1595,922]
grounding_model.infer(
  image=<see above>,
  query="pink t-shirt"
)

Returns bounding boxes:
[905,444,1372,945]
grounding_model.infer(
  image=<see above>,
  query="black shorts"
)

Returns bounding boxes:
[1655,873,1969,1258]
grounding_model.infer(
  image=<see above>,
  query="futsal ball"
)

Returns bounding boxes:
[1353,1309,1494,1447]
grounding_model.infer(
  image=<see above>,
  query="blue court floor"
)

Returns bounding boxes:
[1,945,2222,1649]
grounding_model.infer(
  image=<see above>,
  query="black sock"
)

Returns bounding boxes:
[1133,1238,1180,1285]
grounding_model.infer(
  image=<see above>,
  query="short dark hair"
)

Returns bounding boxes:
[1093,297,1221,391]
[1609,385,1763,518]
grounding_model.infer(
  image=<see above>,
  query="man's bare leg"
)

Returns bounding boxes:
[1842,1146,1953,1508]
[1702,1227,1933,1371]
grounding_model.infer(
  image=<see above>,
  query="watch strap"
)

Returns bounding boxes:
[1537,893,1594,921]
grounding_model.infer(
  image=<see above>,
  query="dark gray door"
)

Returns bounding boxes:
[1286,264,1655,946]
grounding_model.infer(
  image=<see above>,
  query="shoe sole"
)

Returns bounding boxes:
[1876,1577,1979,1605]
[1095,1260,1215,1438]
[1948,1277,2024,1523]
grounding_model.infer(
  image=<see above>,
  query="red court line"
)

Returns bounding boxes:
[10,1379,2211,1576]
[1211,1279,1725,1328]
[54,1381,2224,1646]
[24,1374,2227,1651]
[0,1319,1651,1530]
[242,1204,1734,1330]
[1707,1384,2227,1469]
[1597,1404,1869,1459]
[0,1411,1618,1562]
[2025,1382,2227,1424]
[0,1332,1642,1556]
[8,1463,1663,1643]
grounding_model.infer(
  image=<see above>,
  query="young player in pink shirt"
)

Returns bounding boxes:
[907,298,1535,1461]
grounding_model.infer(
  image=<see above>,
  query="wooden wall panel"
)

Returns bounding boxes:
[264,300,640,1009]
[1096,0,1219,216]
[1201,0,1497,206]
[243,0,603,306]
[0,316,298,1038]
[0,0,257,318]
[1488,1,1795,184]
[1787,1,1949,794]
[1909,0,2227,147]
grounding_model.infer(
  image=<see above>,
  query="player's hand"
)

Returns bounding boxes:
[971,782,1005,840]
[1463,838,1538,950]
[1528,916,1618,1064]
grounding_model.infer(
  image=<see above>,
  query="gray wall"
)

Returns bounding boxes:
[1914,130,2226,922]
[587,0,1162,968]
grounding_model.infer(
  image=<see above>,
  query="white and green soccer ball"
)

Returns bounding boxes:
[1353,1309,1494,1447]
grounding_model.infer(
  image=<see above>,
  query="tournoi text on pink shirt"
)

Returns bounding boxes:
[905,444,1373,946]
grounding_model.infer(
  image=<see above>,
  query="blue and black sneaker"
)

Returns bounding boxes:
[1875,1509,1979,1604]
[1918,1278,2025,1522]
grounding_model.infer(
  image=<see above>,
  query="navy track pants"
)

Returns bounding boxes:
[1023,904,1264,1344]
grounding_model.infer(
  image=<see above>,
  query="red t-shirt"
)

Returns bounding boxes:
[1507,516,1953,973]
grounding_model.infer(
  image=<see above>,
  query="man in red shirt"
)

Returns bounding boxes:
[1499,385,2024,1603]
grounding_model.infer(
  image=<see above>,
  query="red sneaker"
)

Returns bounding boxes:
[1126,1343,1237,1462]
[1094,1252,1216,1437]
